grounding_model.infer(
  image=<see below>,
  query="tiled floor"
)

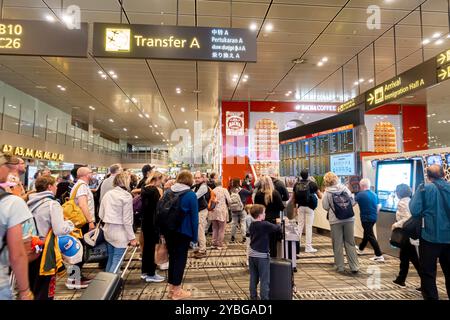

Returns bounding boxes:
[55,232,448,300]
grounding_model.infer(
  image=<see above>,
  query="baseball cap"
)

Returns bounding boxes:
[58,235,83,265]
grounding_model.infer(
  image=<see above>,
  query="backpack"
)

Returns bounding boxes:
[229,192,244,213]
[294,180,311,207]
[133,194,143,214]
[330,191,355,220]
[156,189,190,235]
[207,187,218,211]
[62,183,87,229]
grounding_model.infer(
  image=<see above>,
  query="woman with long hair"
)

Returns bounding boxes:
[140,171,165,283]
[254,176,285,257]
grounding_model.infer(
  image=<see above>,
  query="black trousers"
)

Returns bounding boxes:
[165,231,191,286]
[397,242,421,283]
[73,223,90,278]
[141,228,157,276]
[419,239,450,300]
[28,255,55,300]
[359,221,382,257]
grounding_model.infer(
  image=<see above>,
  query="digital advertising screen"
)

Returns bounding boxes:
[330,153,355,176]
[427,155,443,166]
[376,161,413,212]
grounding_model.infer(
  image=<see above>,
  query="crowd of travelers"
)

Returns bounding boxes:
[1,151,449,301]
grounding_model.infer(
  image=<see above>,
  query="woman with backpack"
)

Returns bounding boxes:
[140,171,165,283]
[27,175,74,300]
[254,176,285,258]
[322,172,359,274]
[208,180,231,249]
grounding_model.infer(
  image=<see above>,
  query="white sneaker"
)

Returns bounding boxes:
[140,273,148,280]
[159,262,169,270]
[355,246,364,255]
[305,247,317,253]
[370,255,385,262]
[145,273,165,283]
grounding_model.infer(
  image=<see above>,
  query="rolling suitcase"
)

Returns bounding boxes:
[269,210,294,300]
[79,246,137,300]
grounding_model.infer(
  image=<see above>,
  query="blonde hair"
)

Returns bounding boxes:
[113,172,131,189]
[260,175,274,205]
[324,172,339,187]
[145,171,163,186]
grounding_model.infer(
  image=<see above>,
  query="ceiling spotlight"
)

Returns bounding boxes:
[108,71,115,75]
[264,23,273,32]
[60,87,66,91]
[244,74,249,79]
[184,120,188,124]
[57,85,62,88]
[45,15,55,22]
[317,61,324,67]
[359,78,364,83]
[422,39,431,45]
[354,81,359,86]
[368,79,374,83]
[125,99,130,103]
[435,39,444,45]
[112,74,118,79]
[156,132,159,135]
[131,97,137,103]
[243,78,248,82]
[181,107,185,112]
[176,87,181,93]
[321,57,328,62]
[88,106,95,110]
[154,124,158,128]
[149,125,153,128]
[138,114,143,118]
[432,32,442,39]
[108,119,114,123]
[101,75,107,79]
[249,23,258,31]
[145,114,150,118]
[123,128,127,132]
[134,136,138,139]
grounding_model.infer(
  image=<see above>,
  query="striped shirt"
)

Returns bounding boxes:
[248,247,270,258]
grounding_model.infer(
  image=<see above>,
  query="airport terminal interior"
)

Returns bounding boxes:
[0,0,450,301]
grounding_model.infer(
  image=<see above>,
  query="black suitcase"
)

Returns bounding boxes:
[79,246,137,300]
[269,210,294,300]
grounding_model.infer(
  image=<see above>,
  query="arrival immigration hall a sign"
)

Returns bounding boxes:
[0,19,88,57]
[92,23,257,62]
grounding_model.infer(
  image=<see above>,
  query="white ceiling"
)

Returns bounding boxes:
[0,0,449,148]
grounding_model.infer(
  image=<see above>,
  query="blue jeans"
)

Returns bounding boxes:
[105,243,126,273]
[249,256,270,300]
[0,286,12,300]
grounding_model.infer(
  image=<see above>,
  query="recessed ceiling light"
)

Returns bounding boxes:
[123,128,127,131]
[108,119,114,123]
[181,107,185,112]
[131,97,137,103]
[354,81,359,86]
[244,74,249,79]
[321,57,328,62]
[112,74,118,79]
[184,120,188,124]
[249,23,258,31]
[108,71,115,75]
[145,114,150,118]
[317,61,324,67]
[98,71,104,75]
[156,132,159,135]
[35,85,46,89]
[138,114,143,118]
[45,15,55,22]
[435,39,444,45]
[264,23,273,32]
[242,78,248,82]
[88,106,95,110]
[60,87,66,91]
[154,124,158,128]
[101,75,107,79]
[359,78,365,83]
[134,136,138,139]
[422,39,430,45]
[149,125,152,128]
[125,99,130,103]
[176,87,181,93]
[57,85,62,88]
[432,32,442,39]
[368,79,374,83]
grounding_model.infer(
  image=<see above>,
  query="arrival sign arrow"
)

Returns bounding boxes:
[438,65,450,82]
[367,93,375,105]
[437,49,450,66]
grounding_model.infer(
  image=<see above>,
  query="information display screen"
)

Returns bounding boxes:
[376,161,413,212]
[427,155,443,166]
[330,153,355,176]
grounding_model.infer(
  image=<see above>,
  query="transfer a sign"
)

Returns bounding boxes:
[226,112,245,136]
[366,59,436,109]
[0,19,88,57]
[92,23,256,62]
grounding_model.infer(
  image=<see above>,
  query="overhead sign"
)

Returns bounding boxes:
[0,19,88,57]
[437,48,450,83]
[337,94,365,113]
[226,111,245,136]
[366,58,436,110]
[92,23,257,62]
[2,144,64,162]
[295,104,337,113]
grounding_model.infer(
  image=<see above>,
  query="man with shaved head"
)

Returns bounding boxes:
[410,164,450,300]
[66,166,96,290]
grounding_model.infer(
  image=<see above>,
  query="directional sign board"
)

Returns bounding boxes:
[0,19,88,57]
[366,58,436,110]
[92,23,257,62]
[437,48,450,83]
[437,49,450,67]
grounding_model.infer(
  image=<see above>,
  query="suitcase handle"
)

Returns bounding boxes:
[121,246,138,278]
[112,246,138,276]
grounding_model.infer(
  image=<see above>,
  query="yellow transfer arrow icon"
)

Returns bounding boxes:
[437,50,450,66]
[367,93,375,105]
[438,66,450,81]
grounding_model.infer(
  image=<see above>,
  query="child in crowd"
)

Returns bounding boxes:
[244,205,255,266]
[248,204,282,300]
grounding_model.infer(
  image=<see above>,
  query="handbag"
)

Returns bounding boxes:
[83,220,105,247]
[154,236,168,265]
[402,216,422,240]
[83,241,108,264]
[390,227,408,248]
